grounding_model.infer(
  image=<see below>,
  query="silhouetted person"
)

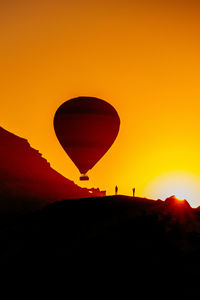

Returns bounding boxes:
[132,188,135,197]
[115,185,118,195]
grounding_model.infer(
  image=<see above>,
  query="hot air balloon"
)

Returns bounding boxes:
[54,97,120,180]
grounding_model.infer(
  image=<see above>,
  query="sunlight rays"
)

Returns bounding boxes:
[144,171,200,207]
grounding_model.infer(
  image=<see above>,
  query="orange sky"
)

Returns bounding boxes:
[1,0,200,206]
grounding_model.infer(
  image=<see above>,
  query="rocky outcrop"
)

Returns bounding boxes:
[0,126,92,211]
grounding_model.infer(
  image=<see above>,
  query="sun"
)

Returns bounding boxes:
[144,171,200,207]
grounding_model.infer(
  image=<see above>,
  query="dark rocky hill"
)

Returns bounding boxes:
[0,126,92,212]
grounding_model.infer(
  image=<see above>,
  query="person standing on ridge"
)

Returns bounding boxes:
[115,185,118,195]
[132,188,135,197]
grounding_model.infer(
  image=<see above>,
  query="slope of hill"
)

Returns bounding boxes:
[0,126,92,211]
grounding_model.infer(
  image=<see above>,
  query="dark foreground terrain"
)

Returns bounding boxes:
[1,195,200,296]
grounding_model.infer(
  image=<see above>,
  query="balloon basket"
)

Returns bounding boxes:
[80,175,89,181]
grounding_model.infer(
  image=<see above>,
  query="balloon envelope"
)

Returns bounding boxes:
[54,97,120,177]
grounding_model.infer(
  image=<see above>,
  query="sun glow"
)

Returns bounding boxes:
[144,172,200,208]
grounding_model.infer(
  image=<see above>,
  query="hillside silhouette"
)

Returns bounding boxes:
[1,195,200,296]
[1,127,200,295]
[0,126,95,212]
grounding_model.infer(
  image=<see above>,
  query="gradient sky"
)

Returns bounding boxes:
[1,0,200,206]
